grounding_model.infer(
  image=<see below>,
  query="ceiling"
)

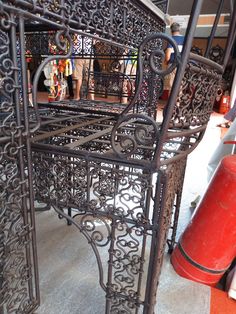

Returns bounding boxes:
[168,0,232,16]
[167,0,232,38]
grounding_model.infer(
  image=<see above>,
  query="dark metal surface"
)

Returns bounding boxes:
[30,39,222,314]
[151,0,169,13]
[204,0,225,59]
[0,11,39,314]
[1,0,236,313]
[223,1,236,68]
[3,0,166,48]
[209,45,225,64]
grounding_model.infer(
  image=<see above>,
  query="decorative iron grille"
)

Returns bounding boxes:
[1,0,235,314]
[151,0,169,13]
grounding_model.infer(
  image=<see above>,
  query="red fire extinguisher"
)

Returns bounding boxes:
[171,155,236,286]
[219,91,230,114]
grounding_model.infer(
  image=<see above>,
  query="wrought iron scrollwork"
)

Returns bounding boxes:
[209,44,224,64]
[3,0,165,48]
[109,33,183,161]
[0,9,39,314]
[32,150,153,312]
[169,56,221,128]
[191,45,203,56]
[31,30,73,128]
[111,114,159,161]
[80,214,111,247]
[159,53,222,166]
[151,0,169,13]
[1,0,230,313]
[121,32,181,117]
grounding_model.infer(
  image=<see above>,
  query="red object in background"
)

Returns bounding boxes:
[224,140,236,145]
[161,90,169,100]
[25,50,32,63]
[48,95,55,102]
[219,95,230,114]
[171,155,236,286]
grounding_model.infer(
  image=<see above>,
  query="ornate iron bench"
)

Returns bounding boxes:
[1,0,236,313]
[30,36,223,313]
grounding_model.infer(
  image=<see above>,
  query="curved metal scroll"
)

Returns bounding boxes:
[121,32,182,116]
[51,205,108,292]
[0,11,39,314]
[110,33,182,163]
[111,113,160,161]
[31,30,73,133]
[160,54,222,166]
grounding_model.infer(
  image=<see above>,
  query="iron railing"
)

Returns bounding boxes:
[1,0,236,313]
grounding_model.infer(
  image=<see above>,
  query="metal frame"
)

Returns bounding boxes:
[1,0,236,313]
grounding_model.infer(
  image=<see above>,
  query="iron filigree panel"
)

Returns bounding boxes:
[151,0,169,13]
[0,10,39,314]
[1,0,233,313]
[32,149,176,313]
[3,0,165,48]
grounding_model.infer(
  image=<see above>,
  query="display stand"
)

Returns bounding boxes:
[1,0,235,313]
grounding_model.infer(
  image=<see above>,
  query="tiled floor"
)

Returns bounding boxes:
[35,110,232,313]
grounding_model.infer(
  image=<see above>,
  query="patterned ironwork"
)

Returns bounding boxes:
[1,0,235,313]
[151,0,169,13]
[31,149,175,313]
[29,46,222,312]
[4,0,166,48]
[209,44,224,64]
[160,53,222,165]
[132,32,181,117]
[24,32,106,58]
[0,10,39,314]
[191,45,203,56]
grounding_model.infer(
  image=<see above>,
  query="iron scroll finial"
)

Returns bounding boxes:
[31,30,73,133]
[110,33,182,161]
[111,113,160,161]
[121,32,182,115]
